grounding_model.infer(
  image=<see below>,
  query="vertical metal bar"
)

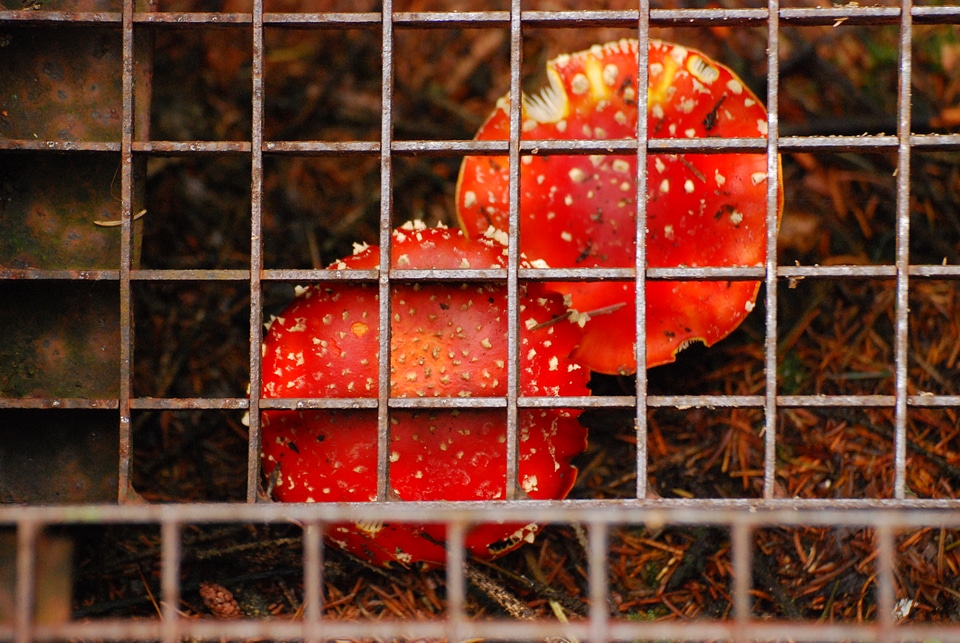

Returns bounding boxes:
[763,0,782,500]
[377,0,396,502]
[505,0,522,502]
[13,521,37,643]
[731,519,752,634]
[588,521,609,643]
[160,518,181,643]
[247,0,266,504]
[302,520,323,643]
[634,0,650,501]
[445,520,467,643]
[893,0,914,501]
[117,0,136,504]
[876,524,897,643]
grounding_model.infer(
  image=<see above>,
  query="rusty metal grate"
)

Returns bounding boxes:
[3,0,960,640]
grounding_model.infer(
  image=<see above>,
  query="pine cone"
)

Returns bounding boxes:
[199,582,244,618]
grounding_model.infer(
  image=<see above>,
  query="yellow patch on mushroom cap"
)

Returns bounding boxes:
[648,48,682,110]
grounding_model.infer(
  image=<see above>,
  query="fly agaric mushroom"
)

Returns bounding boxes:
[456,39,782,374]
[260,222,588,568]
[262,222,589,400]
[260,407,584,568]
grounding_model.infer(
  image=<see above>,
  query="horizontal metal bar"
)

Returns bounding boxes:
[909,265,960,278]
[0,269,119,280]
[632,393,960,411]
[257,397,602,410]
[649,395,764,408]
[779,135,900,152]
[778,265,896,279]
[4,265,959,283]
[258,398,379,410]
[6,499,960,526]
[778,6,900,26]
[648,267,765,280]
[10,616,960,643]
[518,267,764,281]
[129,398,249,410]
[134,11,252,24]
[0,10,121,23]
[391,140,508,155]
[906,395,960,408]
[262,269,379,282]
[0,140,121,152]
[778,395,895,408]
[5,6,958,30]
[262,139,574,157]
[910,133,960,150]
[912,5,960,23]
[388,397,507,409]
[783,265,960,279]
[262,136,922,156]
[4,394,959,412]
[519,395,634,408]
[524,7,907,31]
[518,9,643,28]
[298,267,767,282]
[389,269,507,281]
[0,398,118,410]
[522,138,768,154]
[4,134,955,158]
[8,614,960,643]
[262,141,381,155]
[262,11,381,26]
[131,269,250,281]
[393,11,509,28]
[132,141,251,154]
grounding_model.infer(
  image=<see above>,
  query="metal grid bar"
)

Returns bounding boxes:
[14,262,960,283]
[6,504,960,640]
[301,520,323,643]
[762,0,781,500]
[10,616,960,642]
[445,519,467,643]
[504,0,523,501]
[116,0,137,505]
[6,133,960,157]
[5,5,960,28]
[12,393,960,412]
[2,1,960,641]
[9,617,960,642]
[877,523,897,643]
[13,521,36,643]
[633,0,651,500]
[375,0,395,503]
[892,0,915,501]
[246,0,266,503]
[8,498,960,523]
[159,519,181,643]
[587,519,610,642]
[731,519,752,631]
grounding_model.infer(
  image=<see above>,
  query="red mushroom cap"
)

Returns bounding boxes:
[261,407,585,568]
[262,223,589,399]
[260,223,588,567]
[456,39,783,374]
[335,220,509,272]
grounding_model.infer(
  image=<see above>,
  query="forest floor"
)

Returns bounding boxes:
[70,0,960,631]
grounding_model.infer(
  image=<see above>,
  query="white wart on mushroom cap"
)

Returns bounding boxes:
[456,39,782,374]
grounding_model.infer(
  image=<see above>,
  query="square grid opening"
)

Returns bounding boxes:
[2,1,960,641]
